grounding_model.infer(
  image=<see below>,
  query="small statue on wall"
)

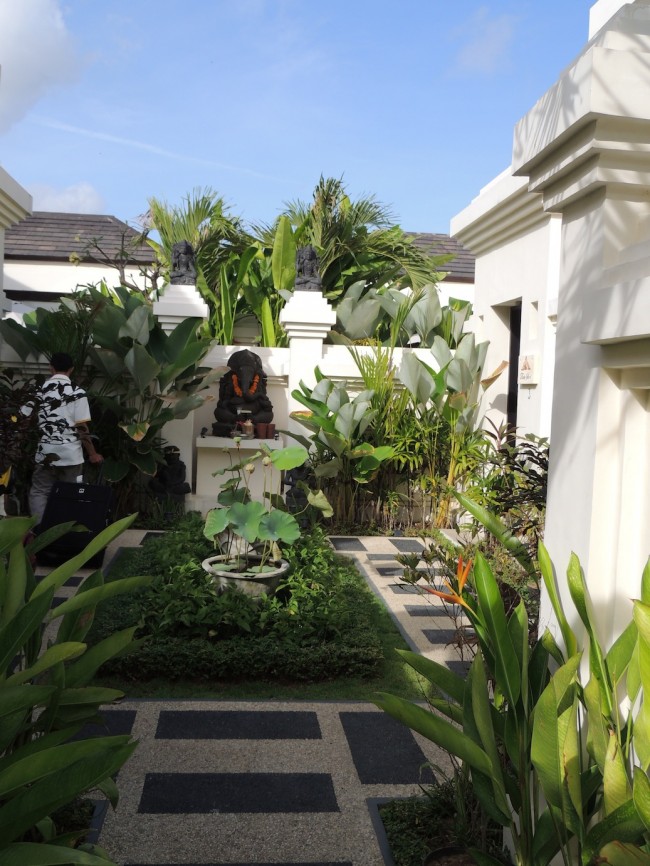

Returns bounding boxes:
[294,244,322,292]
[170,240,197,285]
[212,349,274,436]
[149,445,191,503]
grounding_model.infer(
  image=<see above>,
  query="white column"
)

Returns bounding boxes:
[279,291,336,434]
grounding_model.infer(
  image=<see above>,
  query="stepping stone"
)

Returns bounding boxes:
[339,712,433,785]
[389,538,424,552]
[155,710,321,740]
[138,772,339,813]
[423,628,458,645]
[447,659,471,676]
[64,575,83,587]
[405,605,448,617]
[389,584,420,594]
[366,553,399,561]
[73,709,137,741]
[329,537,366,551]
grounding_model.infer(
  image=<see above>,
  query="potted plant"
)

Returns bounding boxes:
[202,440,331,597]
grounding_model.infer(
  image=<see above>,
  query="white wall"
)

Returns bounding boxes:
[4,260,150,315]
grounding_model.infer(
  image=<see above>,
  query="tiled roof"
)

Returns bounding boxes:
[4,211,154,265]
[406,232,475,283]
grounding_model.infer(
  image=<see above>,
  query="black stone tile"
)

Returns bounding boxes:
[73,709,137,741]
[329,537,366,551]
[375,566,405,577]
[405,605,449,617]
[141,531,165,544]
[390,584,420,594]
[389,538,424,552]
[127,863,352,866]
[139,772,339,813]
[339,712,433,785]
[447,659,471,677]
[156,710,321,740]
[366,553,398,561]
[51,596,67,608]
[64,575,83,587]
[423,629,458,645]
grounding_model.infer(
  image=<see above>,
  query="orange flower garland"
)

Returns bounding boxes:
[232,373,260,397]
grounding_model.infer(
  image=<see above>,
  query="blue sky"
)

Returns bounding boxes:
[0,0,596,233]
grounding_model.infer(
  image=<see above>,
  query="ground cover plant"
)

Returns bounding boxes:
[89,514,424,699]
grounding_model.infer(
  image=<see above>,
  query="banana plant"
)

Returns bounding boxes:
[290,369,394,524]
[0,513,152,864]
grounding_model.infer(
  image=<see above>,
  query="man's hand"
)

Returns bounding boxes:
[88,452,104,464]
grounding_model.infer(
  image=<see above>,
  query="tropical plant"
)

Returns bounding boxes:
[378,492,650,866]
[398,334,507,527]
[0,513,151,865]
[270,176,447,304]
[202,441,332,574]
[0,284,217,516]
[289,369,394,525]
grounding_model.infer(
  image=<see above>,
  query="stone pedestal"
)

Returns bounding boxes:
[153,282,209,335]
[279,290,336,435]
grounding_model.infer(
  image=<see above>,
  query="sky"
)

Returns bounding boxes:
[0,0,597,234]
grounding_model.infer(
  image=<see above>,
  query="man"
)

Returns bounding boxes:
[26,352,103,524]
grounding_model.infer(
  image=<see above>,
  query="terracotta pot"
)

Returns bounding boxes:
[202,553,289,598]
[255,423,268,439]
[266,423,276,439]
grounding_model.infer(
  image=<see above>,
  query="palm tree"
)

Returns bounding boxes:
[142,188,252,343]
[258,176,446,303]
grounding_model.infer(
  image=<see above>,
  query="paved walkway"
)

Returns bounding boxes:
[44,531,465,866]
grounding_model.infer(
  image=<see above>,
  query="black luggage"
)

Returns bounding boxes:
[36,479,115,568]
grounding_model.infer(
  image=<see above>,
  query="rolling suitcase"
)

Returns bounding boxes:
[36,477,115,568]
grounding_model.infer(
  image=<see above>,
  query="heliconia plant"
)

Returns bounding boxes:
[375,509,650,865]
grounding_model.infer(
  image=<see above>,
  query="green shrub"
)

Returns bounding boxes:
[91,521,383,682]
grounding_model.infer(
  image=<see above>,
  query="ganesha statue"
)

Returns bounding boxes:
[212,349,274,436]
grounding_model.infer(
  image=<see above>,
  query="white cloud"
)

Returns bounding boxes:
[449,7,517,77]
[29,181,106,213]
[0,0,81,133]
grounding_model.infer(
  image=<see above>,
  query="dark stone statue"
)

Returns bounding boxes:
[212,349,274,436]
[170,240,197,285]
[149,446,191,503]
[295,244,322,292]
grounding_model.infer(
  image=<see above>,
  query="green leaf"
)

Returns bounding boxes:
[538,542,576,658]
[2,842,118,866]
[0,590,54,675]
[306,489,333,518]
[203,508,230,540]
[473,552,520,705]
[7,642,86,686]
[64,627,138,688]
[397,649,466,703]
[633,766,650,832]
[268,446,309,471]
[257,510,300,545]
[33,515,137,599]
[597,842,650,865]
[46,576,151,622]
[227,501,266,544]
[374,692,493,775]
[123,343,160,392]
[271,215,296,291]
[118,304,151,344]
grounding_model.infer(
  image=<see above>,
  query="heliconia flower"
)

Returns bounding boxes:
[457,555,472,592]
[421,555,473,610]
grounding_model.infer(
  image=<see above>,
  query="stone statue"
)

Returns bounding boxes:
[149,446,191,503]
[294,244,322,292]
[212,349,274,436]
[170,240,197,285]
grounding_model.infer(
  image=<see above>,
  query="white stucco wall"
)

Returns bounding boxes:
[4,260,150,315]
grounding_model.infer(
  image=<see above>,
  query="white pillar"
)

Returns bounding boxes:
[279,290,336,434]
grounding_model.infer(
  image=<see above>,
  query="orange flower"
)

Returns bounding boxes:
[422,555,472,610]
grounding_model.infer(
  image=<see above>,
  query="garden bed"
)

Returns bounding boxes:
[90,514,417,692]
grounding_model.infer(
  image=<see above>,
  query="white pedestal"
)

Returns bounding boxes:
[194,436,284,504]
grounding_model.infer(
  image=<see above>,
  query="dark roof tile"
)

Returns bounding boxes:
[406,232,475,283]
[4,211,154,265]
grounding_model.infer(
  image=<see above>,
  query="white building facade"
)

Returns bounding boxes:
[452,0,650,640]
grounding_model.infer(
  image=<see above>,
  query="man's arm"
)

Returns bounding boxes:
[76,423,104,464]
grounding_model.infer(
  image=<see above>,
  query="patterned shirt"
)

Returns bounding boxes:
[27,374,91,466]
